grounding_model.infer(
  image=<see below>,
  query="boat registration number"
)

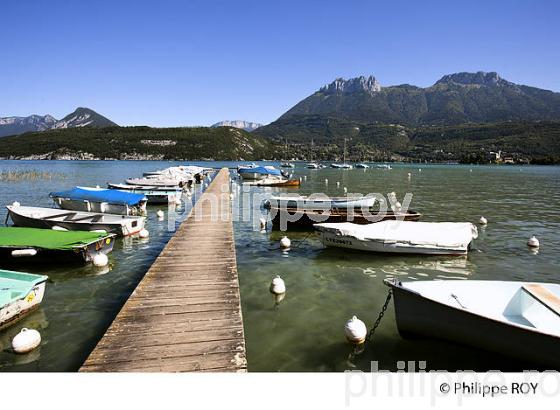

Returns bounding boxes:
[325,237,353,245]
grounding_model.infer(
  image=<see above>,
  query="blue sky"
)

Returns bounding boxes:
[1,0,558,126]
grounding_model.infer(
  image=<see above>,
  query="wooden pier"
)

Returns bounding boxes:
[81,168,246,372]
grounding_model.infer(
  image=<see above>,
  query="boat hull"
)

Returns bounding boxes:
[0,281,46,330]
[317,230,467,255]
[270,208,421,229]
[107,184,182,204]
[7,207,144,237]
[387,281,560,368]
[0,236,115,266]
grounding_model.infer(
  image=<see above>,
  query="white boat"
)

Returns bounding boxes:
[306,163,320,169]
[375,164,392,169]
[0,269,48,330]
[49,187,147,216]
[238,165,283,180]
[265,194,377,210]
[125,176,190,188]
[355,163,370,169]
[7,205,145,237]
[330,163,353,169]
[107,183,182,204]
[314,220,478,255]
[280,162,295,168]
[386,279,560,367]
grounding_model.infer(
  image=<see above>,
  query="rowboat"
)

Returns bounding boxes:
[107,183,183,204]
[7,205,145,237]
[264,194,377,210]
[0,227,115,265]
[269,206,421,229]
[50,187,147,216]
[0,269,48,330]
[244,178,301,187]
[238,165,283,180]
[385,278,560,367]
[314,220,478,255]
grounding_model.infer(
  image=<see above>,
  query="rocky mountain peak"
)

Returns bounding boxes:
[320,75,381,95]
[435,71,509,87]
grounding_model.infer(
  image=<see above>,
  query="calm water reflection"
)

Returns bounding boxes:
[0,161,559,371]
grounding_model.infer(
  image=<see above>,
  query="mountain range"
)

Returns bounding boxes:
[0,107,117,137]
[211,120,263,131]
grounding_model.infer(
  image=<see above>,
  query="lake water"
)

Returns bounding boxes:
[0,160,559,371]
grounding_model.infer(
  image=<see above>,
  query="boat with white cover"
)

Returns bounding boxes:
[265,194,377,210]
[107,183,182,204]
[50,187,147,216]
[314,220,478,255]
[385,278,560,367]
[6,205,145,236]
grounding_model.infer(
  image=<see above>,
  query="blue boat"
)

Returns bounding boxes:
[49,186,148,216]
[237,166,282,180]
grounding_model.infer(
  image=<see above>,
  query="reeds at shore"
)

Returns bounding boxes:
[0,169,66,182]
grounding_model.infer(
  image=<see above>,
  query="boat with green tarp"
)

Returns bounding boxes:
[0,227,115,265]
[0,269,48,329]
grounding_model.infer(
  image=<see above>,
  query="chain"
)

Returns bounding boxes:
[365,288,393,343]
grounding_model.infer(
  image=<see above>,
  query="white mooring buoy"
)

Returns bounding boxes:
[527,235,540,248]
[11,201,20,208]
[344,316,367,345]
[139,228,150,238]
[325,178,328,185]
[343,187,348,194]
[479,216,488,225]
[156,209,165,219]
[259,218,267,231]
[280,236,291,249]
[270,275,286,295]
[12,328,41,354]
[92,253,109,267]
[336,181,340,187]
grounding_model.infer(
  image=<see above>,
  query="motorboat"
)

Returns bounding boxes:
[6,205,145,237]
[0,227,115,265]
[0,269,48,330]
[355,163,370,169]
[244,178,301,187]
[50,187,147,216]
[269,207,421,230]
[280,162,295,168]
[330,163,353,169]
[107,183,183,204]
[265,194,377,210]
[385,278,560,367]
[306,163,320,169]
[314,220,478,255]
[238,165,283,180]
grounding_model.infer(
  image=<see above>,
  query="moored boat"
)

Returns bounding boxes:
[269,206,421,229]
[0,227,116,265]
[314,220,478,255]
[0,269,48,330]
[306,163,320,169]
[50,187,147,216]
[107,183,183,204]
[385,278,560,367]
[244,178,301,187]
[330,163,353,169]
[7,205,145,237]
[280,162,295,168]
[238,165,283,180]
[355,163,370,169]
[264,194,377,210]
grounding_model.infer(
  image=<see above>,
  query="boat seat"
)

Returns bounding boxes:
[41,212,77,221]
[522,284,560,317]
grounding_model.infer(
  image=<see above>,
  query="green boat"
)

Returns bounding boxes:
[0,269,48,330]
[0,227,115,266]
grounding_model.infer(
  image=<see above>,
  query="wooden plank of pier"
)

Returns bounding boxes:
[80,168,246,372]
